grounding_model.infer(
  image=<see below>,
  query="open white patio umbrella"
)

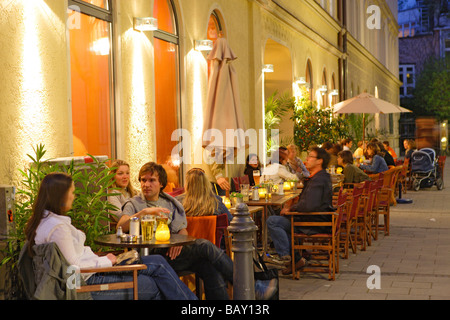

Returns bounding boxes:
[333,92,412,143]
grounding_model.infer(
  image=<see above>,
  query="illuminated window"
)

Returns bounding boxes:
[68,0,114,158]
[154,0,180,190]
[399,64,415,97]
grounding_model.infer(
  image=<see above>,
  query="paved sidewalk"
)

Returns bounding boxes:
[279,158,450,300]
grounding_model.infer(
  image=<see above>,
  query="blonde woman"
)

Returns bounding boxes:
[108,160,139,222]
[177,168,232,221]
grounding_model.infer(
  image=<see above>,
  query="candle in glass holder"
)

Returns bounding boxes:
[223,197,232,209]
[283,181,291,191]
[155,220,171,242]
[258,187,266,198]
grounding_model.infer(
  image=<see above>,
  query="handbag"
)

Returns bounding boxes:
[253,252,279,300]
[115,250,141,266]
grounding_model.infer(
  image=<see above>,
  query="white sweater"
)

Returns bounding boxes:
[34,211,112,275]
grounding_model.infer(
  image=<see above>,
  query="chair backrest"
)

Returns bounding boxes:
[239,175,250,185]
[186,215,217,245]
[186,214,229,248]
[376,172,385,189]
[335,188,348,233]
[382,167,396,188]
[232,175,250,192]
[366,181,378,213]
[349,183,364,219]
[348,183,364,219]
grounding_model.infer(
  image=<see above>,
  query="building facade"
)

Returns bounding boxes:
[0,0,400,188]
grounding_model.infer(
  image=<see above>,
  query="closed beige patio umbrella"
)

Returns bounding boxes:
[202,37,247,154]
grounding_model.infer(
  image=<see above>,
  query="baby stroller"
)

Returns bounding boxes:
[410,148,444,191]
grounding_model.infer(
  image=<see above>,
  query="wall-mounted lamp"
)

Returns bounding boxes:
[195,40,213,52]
[319,85,328,94]
[262,64,274,73]
[295,77,307,85]
[134,17,158,31]
[331,89,339,96]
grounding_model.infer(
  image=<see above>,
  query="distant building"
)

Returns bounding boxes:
[398,0,449,151]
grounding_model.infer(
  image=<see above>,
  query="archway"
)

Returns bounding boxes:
[263,39,293,151]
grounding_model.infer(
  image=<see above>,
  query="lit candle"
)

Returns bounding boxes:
[258,188,266,198]
[283,181,291,191]
[224,197,232,209]
[155,222,171,242]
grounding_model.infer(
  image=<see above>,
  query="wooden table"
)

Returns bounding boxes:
[94,234,197,252]
[229,205,264,215]
[244,191,301,255]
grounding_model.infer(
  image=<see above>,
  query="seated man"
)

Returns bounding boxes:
[267,147,334,274]
[120,162,233,300]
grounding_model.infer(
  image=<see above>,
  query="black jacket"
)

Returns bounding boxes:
[289,169,334,234]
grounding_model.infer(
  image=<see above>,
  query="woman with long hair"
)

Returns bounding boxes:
[178,168,232,221]
[108,160,139,222]
[357,142,389,174]
[25,172,197,300]
[337,150,370,184]
[243,153,261,186]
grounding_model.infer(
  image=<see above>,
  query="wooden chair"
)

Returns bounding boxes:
[285,209,340,281]
[231,175,250,192]
[334,188,348,273]
[373,167,401,239]
[184,214,232,298]
[340,183,365,258]
[18,242,147,300]
[355,181,378,250]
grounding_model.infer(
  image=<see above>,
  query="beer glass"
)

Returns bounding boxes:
[141,215,156,241]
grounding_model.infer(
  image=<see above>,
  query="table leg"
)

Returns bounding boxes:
[261,206,268,256]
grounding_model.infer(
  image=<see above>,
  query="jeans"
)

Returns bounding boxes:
[163,239,234,300]
[267,215,292,257]
[267,215,328,262]
[86,254,197,300]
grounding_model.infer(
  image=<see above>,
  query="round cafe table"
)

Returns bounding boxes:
[94,233,197,250]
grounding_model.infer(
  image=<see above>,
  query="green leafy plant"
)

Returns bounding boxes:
[1,144,119,270]
[265,90,296,152]
[292,87,351,151]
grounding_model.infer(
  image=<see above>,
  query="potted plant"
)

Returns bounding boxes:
[230,192,244,206]
[0,144,119,299]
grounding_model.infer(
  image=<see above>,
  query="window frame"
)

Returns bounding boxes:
[399,64,415,98]
[153,0,183,171]
[68,0,117,159]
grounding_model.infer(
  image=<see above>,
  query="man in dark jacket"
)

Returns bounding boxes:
[267,147,334,273]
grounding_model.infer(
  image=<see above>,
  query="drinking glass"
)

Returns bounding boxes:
[141,215,156,241]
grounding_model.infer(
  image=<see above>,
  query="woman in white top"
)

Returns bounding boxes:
[261,147,298,184]
[25,172,196,300]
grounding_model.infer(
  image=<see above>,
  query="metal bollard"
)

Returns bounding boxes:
[227,202,258,300]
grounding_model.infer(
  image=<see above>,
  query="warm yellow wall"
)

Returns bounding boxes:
[114,0,156,186]
[0,0,401,187]
[0,0,71,185]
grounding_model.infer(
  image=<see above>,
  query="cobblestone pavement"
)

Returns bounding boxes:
[279,158,450,300]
